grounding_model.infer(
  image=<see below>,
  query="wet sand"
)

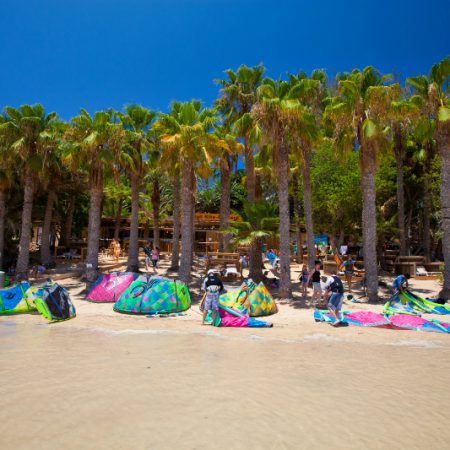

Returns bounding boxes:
[1,260,450,449]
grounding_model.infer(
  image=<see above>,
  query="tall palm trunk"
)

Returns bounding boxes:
[301,149,316,268]
[437,121,450,298]
[40,190,56,266]
[113,197,123,241]
[291,175,303,264]
[63,194,75,247]
[16,167,35,280]
[86,158,103,280]
[422,141,434,262]
[143,222,150,241]
[127,174,140,272]
[278,137,292,298]
[219,157,231,252]
[394,124,407,256]
[152,179,160,249]
[171,175,181,270]
[245,138,262,281]
[360,140,378,302]
[0,187,6,270]
[179,161,195,283]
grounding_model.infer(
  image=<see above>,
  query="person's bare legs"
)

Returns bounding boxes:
[346,274,352,293]
[202,309,208,325]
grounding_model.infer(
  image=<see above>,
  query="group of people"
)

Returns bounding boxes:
[299,260,352,327]
[143,242,160,272]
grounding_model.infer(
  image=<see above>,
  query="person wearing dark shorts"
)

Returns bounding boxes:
[307,262,322,306]
[323,273,345,326]
[201,270,224,325]
[342,255,355,293]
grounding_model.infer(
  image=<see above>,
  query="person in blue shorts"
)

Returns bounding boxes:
[323,273,345,326]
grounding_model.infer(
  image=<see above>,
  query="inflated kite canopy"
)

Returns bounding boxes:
[0,282,33,314]
[32,282,76,321]
[401,290,450,315]
[0,281,75,321]
[220,281,278,317]
[113,277,191,315]
[383,294,420,316]
[86,272,138,303]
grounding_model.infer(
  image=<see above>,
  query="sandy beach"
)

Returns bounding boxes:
[1,257,450,450]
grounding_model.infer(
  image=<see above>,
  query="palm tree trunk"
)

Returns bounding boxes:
[127,174,140,272]
[143,222,149,241]
[40,189,56,266]
[423,141,434,262]
[0,187,6,270]
[360,140,378,302]
[63,194,75,247]
[291,175,303,264]
[85,159,103,280]
[423,175,432,262]
[179,161,194,283]
[152,179,160,249]
[394,124,407,256]
[437,122,450,297]
[301,149,316,269]
[278,137,292,299]
[113,197,123,241]
[16,167,35,280]
[219,157,231,252]
[171,175,181,270]
[245,137,263,281]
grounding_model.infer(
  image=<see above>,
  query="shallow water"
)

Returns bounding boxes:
[1,321,450,450]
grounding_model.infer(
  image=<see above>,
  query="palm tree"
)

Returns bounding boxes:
[65,109,123,280]
[288,70,327,269]
[39,122,68,266]
[408,57,449,296]
[210,126,243,252]
[226,201,279,252]
[216,65,265,280]
[388,93,420,256]
[117,105,157,272]
[0,104,58,279]
[408,58,449,285]
[158,101,216,283]
[0,118,14,270]
[252,79,295,298]
[325,67,396,302]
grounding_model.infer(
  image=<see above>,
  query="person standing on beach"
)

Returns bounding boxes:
[323,273,345,326]
[201,270,223,325]
[307,261,322,306]
[151,246,160,272]
[299,264,309,298]
[113,240,121,262]
[342,255,355,293]
[144,242,152,271]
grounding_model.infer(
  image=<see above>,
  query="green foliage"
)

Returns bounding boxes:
[311,141,361,237]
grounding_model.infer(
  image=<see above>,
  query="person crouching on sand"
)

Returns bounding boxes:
[201,270,223,325]
[393,273,409,294]
[322,273,345,327]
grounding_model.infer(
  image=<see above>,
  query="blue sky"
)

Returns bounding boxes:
[0,0,448,119]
